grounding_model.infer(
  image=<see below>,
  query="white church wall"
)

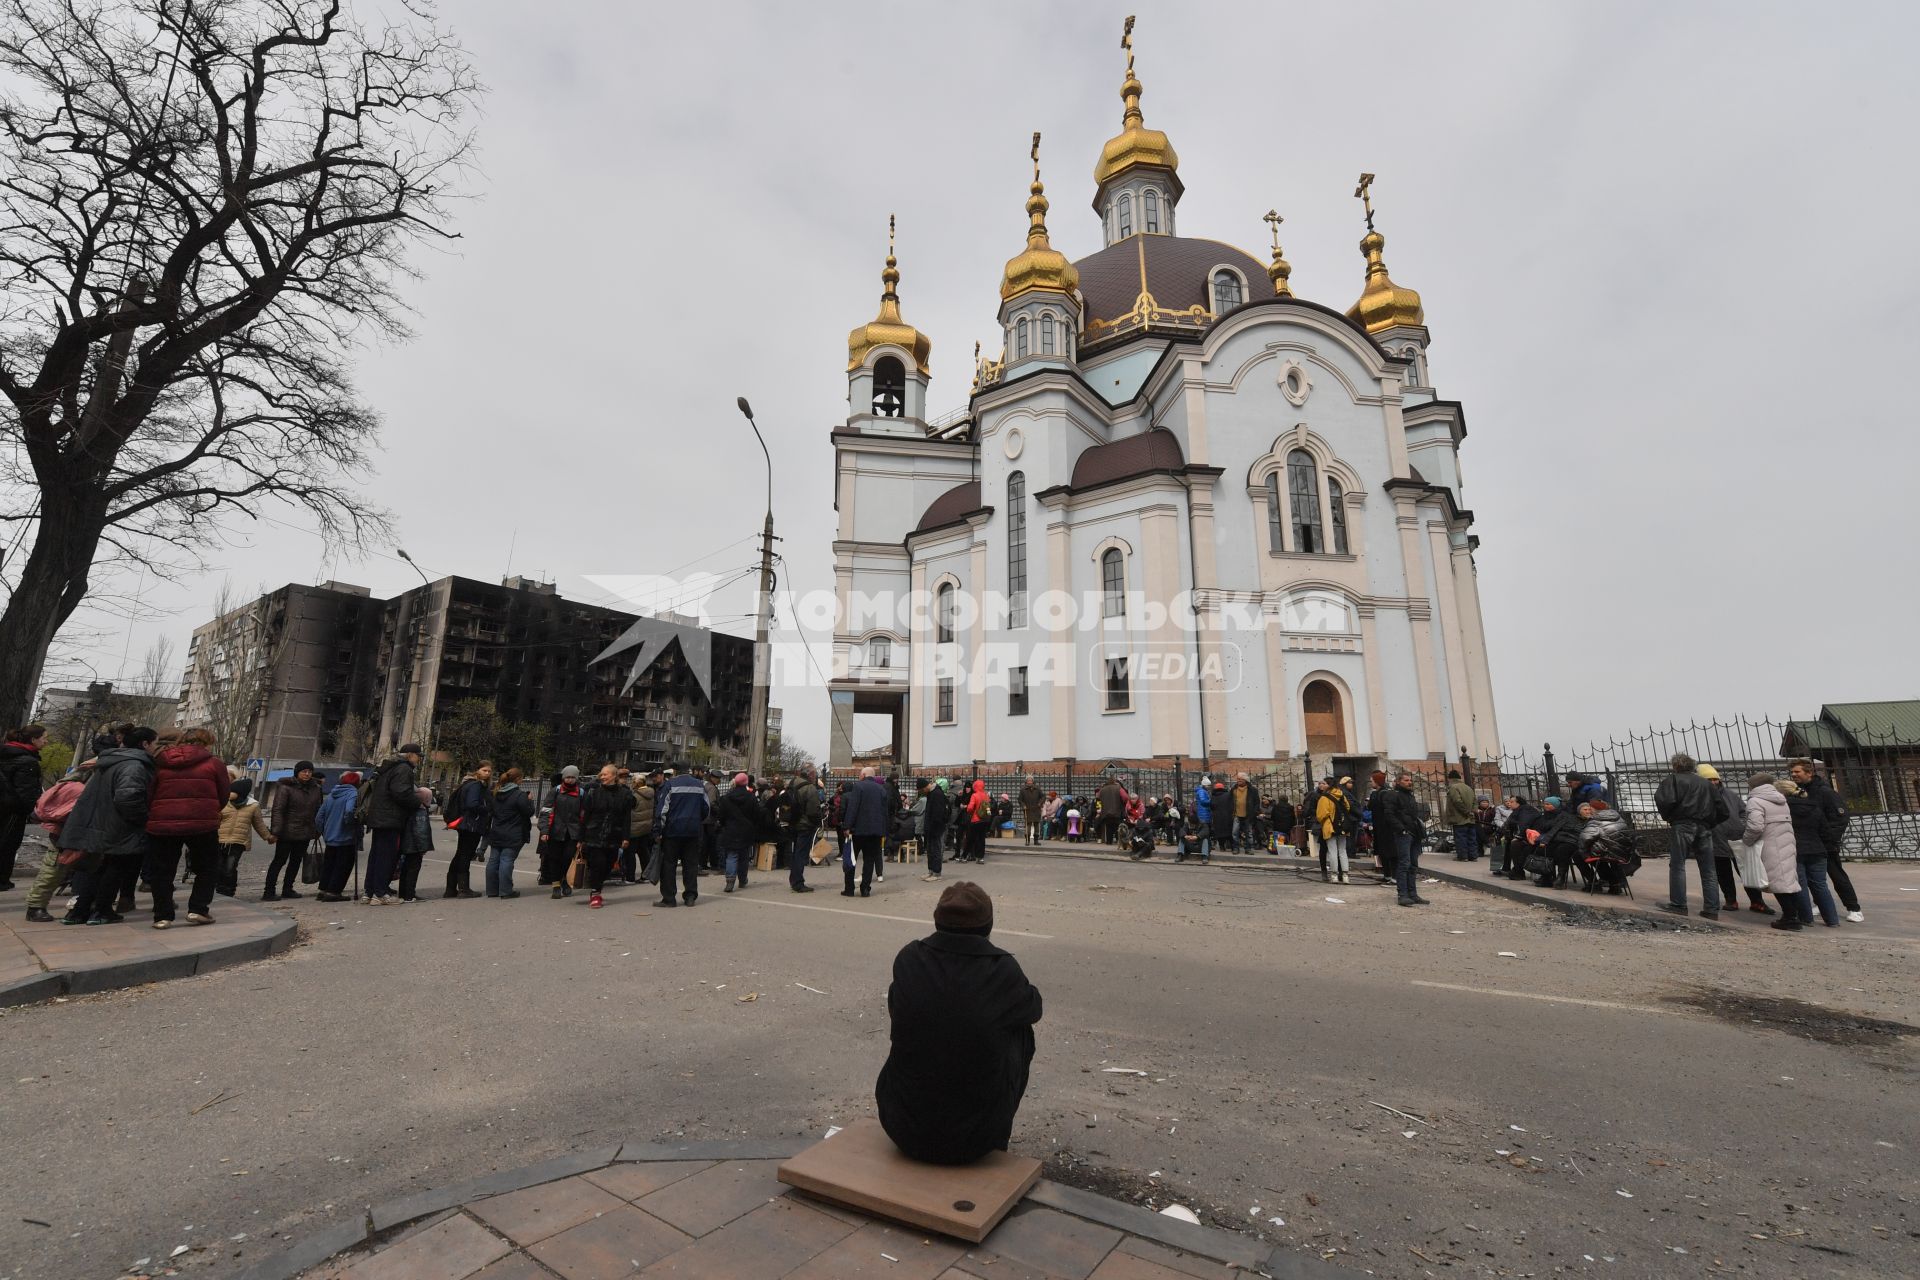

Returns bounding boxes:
[1224,626,1275,759]
[1083,345,1164,406]
[1374,608,1429,761]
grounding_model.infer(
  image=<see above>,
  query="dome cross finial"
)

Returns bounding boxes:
[1263,209,1293,298]
[1355,172,1377,233]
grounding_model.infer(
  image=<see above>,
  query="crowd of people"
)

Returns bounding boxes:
[4,715,1873,938]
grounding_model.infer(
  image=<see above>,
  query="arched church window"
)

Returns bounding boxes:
[1007,471,1028,628]
[872,355,905,417]
[1302,679,1347,753]
[1212,270,1243,313]
[1265,472,1285,552]
[1288,448,1323,554]
[1040,314,1056,356]
[936,583,955,644]
[1118,193,1134,238]
[1326,478,1350,554]
[1015,317,1030,358]
[866,636,892,668]
[1101,548,1126,618]
[1144,188,1160,234]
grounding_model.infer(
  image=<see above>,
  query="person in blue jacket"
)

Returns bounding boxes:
[313,770,364,902]
[654,766,712,907]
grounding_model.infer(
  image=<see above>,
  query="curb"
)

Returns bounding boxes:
[0,913,297,1007]
[232,1138,1338,1280]
[1418,863,1732,931]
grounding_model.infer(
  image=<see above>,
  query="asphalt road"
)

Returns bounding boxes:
[2,842,1915,1280]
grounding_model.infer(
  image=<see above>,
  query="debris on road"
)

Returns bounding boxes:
[796,983,829,995]
[1101,1067,1148,1076]
[1158,1204,1201,1224]
[1323,896,1345,904]
[189,1090,238,1116]
[1368,1100,1429,1125]
[1496,951,1519,958]
[736,992,759,1003]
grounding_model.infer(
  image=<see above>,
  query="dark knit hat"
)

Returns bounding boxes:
[933,881,993,933]
[398,743,423,756]
[294,760,315,775]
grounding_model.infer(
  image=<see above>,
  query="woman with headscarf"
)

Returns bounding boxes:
[1742,773,1803,930]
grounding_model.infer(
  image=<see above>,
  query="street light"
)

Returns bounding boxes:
[395,548,434,755]
[736,397,775,781]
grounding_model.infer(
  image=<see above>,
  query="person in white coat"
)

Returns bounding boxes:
[1742,773,1803,931]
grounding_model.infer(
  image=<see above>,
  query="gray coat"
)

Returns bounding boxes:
[1741,783,1799,894]
[60,747,157,858]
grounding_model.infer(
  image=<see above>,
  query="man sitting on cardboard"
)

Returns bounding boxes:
[877,881,1043,1165]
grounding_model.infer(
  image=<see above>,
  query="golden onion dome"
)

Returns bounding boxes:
[848,218,931,374]
[1346,230,1424,333]
[1093,73,1180,192]
[1001,135,1080,302]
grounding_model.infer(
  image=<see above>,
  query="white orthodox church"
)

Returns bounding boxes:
[827,24,1499,776]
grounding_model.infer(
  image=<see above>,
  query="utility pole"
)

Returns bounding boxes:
[736,398,775,780]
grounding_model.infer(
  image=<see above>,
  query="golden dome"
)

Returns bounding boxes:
[1092,18,1181,199]
[1346,230,1424,333]
[1264,209,1293,298]
[848,217,931,374]
[1001,134,1080,302]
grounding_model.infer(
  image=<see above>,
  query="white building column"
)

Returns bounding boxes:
[1426,521,1474,755]
[1046,519,1075,761]
[969,538,989,764]
[1393,495,1445,756]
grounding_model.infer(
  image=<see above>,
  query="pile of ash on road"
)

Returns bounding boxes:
[1664,988,1920,1048]
[1041,1149,1258,1238]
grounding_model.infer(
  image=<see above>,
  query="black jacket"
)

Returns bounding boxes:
[712,784,774,848]
[922,786,951,830]
[364,758,419,832]
[1803,775,1850,853]
[546,783,584,840]
[1654,770,1716,825]
[1785,790,1828,859]
[1709,785,1744,857]
[1503,803,1540,854]
[876,930,1043,1165]
[489,784,535,846]
[581,780,636,847]
[453,776,494,838]
[1376,785,1423,840]
[60,746,157,858]
[0,741,44,817]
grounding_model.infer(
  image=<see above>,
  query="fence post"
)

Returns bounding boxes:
[1543,743,1558,799]
[1459,745,1473,788]
[1303,752,1315,798]
[1171,756,1184,809]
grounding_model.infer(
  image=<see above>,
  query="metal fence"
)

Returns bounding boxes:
[1468,715,1920,860]
[827,713,1920,859]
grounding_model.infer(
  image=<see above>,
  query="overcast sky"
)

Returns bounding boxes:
[47,0,1920,762]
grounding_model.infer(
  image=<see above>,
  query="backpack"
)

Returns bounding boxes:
[34,779,84,835]
[1331,789,1356,831]
[352,775,377,826]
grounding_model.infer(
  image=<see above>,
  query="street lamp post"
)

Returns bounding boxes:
[396,548,434,758]
[735,398,775,781]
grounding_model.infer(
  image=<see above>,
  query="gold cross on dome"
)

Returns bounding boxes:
[1123,15,1135,73]
[1264,209,1284,252]
[1354,173,1376,231]
[888,213,895,256]
[1031,131,1042,182]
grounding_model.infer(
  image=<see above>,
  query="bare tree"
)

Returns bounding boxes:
[328,709,372,763]
[0,0,478,722]
[179,581,282,763]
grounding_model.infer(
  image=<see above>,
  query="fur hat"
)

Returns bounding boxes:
[933,881,993,933]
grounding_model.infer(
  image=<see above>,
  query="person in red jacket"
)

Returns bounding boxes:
[145,726,230,928]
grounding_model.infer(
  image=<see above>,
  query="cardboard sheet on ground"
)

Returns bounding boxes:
[777,1116,1041,1242]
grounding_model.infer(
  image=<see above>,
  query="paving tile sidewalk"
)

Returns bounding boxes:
[244,1142,1337,1280]
[0,893,296,1006]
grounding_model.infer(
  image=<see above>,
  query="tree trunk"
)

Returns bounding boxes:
[0,489,108,724]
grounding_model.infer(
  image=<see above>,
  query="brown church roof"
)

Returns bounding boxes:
[1075,235,1271,331]
[1069,429,1186,489]
[914,479,983,532]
